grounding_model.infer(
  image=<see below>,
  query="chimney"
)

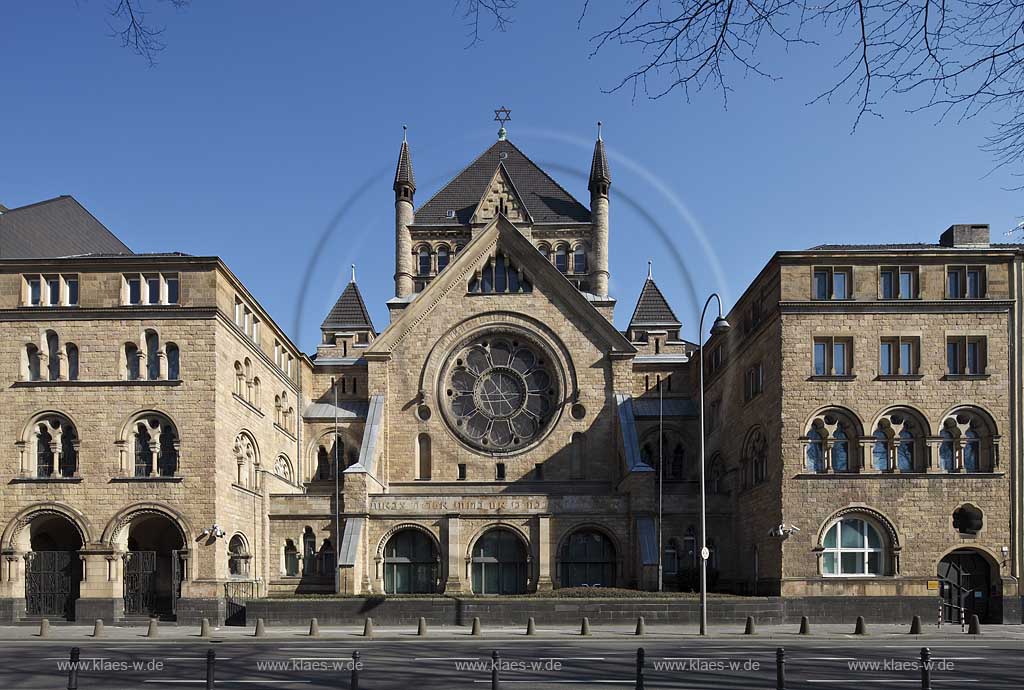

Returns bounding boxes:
[939,224,989,248]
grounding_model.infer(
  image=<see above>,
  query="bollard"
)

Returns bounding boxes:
[635,647,645,690]
[351,650,360,690]
[147,618,159,638]
[67,647,80,690]
[92,619,104,638]
[910,615,922,635]
[798,616,810,635]
[363,616,374,638]
[526,617,536,636]
[968,614,981,635]
[776,647,785,690]
[580,617,591,636]
[491,650,500,690]
[39,618,50,638]
[205,649,215,690]
[199,618,211,639]
[920,647,931,690]
[471,617,482,636]
[308,617,320,638]
[744,616,756,635]
[854,616,867,635]
[635,616,645,636]
[417,617,428,636]
[254,618,266,638]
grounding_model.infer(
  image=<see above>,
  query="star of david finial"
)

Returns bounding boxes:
[494,106,511,140]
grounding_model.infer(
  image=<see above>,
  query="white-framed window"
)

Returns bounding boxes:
[821,517,884,577]
[123,273,179,306]
[24,274,79,307]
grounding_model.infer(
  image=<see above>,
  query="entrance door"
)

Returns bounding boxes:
[124,550,157,616]
[938,551,993,623]
[26,551,80,620]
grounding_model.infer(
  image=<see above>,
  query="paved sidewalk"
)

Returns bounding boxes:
[8,621,1024,642]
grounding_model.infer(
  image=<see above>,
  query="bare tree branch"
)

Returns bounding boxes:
[108,0,189,67]
[454,0,517,47]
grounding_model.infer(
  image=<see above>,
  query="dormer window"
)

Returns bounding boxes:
[446,209,456,219]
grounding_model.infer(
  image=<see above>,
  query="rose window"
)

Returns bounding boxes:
[441,335,559,452]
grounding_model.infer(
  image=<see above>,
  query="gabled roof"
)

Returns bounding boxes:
[413,139,591,225]
[628,278,681,328]
[0,195,132,258]
[320,281,375,334]
[366,214,634,357]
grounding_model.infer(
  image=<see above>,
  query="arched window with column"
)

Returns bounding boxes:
[166,342,180,380]
[572,244,587,274]
[29,415,79,478]
[471,528,528,595]
[228,534,251,578]
[939,407,999,473]
[25,343,41,381]
[65,343,79,381]
[803,408,864,474]
[417,246,431,276]
[129,413,179,477]
[283,539,299,576]
[436,244,450,273]
[871,408,928,473]
[383,529,438,594]
[302,527,316,576]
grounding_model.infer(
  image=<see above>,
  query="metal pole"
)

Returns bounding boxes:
[333,376,341,594]
[697,294,723,636]
[920,647,931,690]
[205,649,215,690]
[351,650,360,690]
[657,377,663,593]
[635,647,645,690]
[776,647,785,690]
[491,650,500,690]
[66,647,79,690]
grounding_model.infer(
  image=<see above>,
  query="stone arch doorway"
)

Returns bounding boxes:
[123,513,186,619]
[938,549,999,624]
[471,528,528,595]
[22,513,83,620]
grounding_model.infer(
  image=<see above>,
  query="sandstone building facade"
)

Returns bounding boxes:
[0,131,1020,624]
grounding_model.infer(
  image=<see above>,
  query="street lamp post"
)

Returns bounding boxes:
[697,294,730,636]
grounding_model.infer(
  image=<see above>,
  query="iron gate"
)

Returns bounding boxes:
[123,550,157,615]
[26,551,79,619]
[224,581,256,626]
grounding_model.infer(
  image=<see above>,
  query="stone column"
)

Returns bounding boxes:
[0,550,26,622]
[443,514,465,593]
[75,548,125,622]
[535,514,553,592]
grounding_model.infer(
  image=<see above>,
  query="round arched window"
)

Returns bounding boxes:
[822,517,884,576]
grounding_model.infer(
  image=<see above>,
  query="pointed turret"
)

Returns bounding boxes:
[589,122,611,297]
[627,262,682,345]
[320,265,376,356]
[394,126,416,298]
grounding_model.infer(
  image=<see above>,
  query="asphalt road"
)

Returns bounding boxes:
[8,636,1022,689]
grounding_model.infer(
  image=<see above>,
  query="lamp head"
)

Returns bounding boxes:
[710,315,731,337]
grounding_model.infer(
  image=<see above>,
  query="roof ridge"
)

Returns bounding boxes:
[0,194,74,215]
[503,139,588,212]
[413,140,500,216]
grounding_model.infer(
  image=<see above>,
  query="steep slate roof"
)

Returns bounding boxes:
[628,278,681,328]
[321,281,375,333]
[0,196,132,258]
[588,137,611,191]
[393,138,415,192]
[413,139,591,225]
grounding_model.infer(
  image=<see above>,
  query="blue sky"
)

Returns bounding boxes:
[2,1,1020,350]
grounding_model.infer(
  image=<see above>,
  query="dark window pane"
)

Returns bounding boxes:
[166,277,179,304]
[129,278,141,304]
[66,278,79,305]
